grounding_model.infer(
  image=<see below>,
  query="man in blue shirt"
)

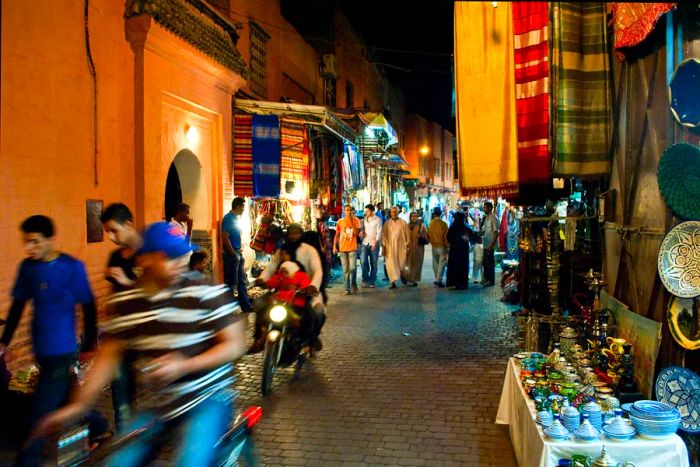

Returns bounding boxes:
[221,197,252,311]
[0,215,97,465]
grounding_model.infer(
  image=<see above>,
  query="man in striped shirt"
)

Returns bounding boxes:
[33,222,247,465]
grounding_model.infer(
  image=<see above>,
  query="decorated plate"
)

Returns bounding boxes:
[669,58,700,128]
[657,221,700,298]
[655,366,700,433]
[657,143,700,221]
[668,296,700,350]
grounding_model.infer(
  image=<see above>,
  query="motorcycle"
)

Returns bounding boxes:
[56,405,262,466]
[252,287,315,396]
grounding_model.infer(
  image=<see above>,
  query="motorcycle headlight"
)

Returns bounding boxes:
[269,305,288,323]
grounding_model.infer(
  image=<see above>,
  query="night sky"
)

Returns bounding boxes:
[338,0,455,132]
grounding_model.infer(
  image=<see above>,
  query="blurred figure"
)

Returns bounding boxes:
[33,222,247,466]
[399,206,411,223]
[1,216,97,466]
[481,201,498,287]
[381,206,409,289]
[446,212,475,290]
[428,207,448,287]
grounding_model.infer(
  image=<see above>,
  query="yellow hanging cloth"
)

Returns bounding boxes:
[454,1,519,198]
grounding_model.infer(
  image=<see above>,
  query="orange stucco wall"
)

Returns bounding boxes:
[0,1,245,370]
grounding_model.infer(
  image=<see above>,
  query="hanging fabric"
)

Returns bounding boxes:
[279,119,306,196]
[550,2,613,177]
[454,1,519,198]
[611,3,676,62]
[251,114,281,198]
[233,114,253,197]
[512,1,551,185]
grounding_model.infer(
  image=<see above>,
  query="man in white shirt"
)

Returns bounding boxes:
[481,201,499,287]
[360,204,382,288]
[169,203,193,243]
[399,206,411,223]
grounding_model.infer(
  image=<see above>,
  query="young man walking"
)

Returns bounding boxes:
[33,222,247,465]
[361,204,382,288]
[221,197,253,311]
[334,204,361,295]
[0,215,97,465]
[100,203,143,430]
[481,201,499,287]
[428,207,449,288]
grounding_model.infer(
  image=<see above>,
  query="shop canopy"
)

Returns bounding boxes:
[234,99,358,144]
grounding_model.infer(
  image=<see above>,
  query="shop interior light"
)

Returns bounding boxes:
[185,125,199,146]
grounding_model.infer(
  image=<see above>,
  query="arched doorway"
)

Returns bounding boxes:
[164,149,209,226]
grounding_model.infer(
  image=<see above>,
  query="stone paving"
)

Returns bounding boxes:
[235,253,520,466]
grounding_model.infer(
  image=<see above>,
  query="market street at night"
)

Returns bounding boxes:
[234,257,518,466]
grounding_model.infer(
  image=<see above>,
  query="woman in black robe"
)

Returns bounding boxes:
[446,211,474,290]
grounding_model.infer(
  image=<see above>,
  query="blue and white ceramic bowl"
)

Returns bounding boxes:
[629,401,680,421]
[630,414,681,439]
[603,410,636,441]
[537,410,554,428]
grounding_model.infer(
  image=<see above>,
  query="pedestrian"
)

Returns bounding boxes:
[375,201,386,223]
[169,202,193,241]
[399,205,411,223]
[100,203,143,430]
[405,212,429,286]
[381,206,410,289]
[1,215,97,465]
[428,207,449,288]
[446,211,474,290]
[360,204,382,288]
[468,209,484,284]
[32,222,247,466]
[316,206,334,286]
[333,204,361,295]
[481,201,498,287]
[221,197,253,312]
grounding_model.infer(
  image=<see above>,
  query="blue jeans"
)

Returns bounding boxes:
[338,251,357,292]
[105,391,233,467]
[223,252,252,311]
[361,244,379,285]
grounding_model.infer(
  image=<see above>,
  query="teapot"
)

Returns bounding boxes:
[572,447,636,467]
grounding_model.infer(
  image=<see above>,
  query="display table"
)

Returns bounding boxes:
[496,358,689,467]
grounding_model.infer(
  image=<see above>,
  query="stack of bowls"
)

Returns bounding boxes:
[628,401,681,439]
[561,401,581,433]
[602,409,636,441]
[581,400,603,431]
[537,410,554,427]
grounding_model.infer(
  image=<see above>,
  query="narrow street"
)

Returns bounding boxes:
[235,252,519,466]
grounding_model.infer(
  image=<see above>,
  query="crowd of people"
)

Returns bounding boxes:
[0,196,499,464]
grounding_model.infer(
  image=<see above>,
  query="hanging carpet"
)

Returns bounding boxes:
[279,119,308,197]
[233,114,253,197]
[550,2,613,177]
[251,114,281,198]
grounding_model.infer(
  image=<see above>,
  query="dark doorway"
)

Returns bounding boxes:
[164,163,182,221]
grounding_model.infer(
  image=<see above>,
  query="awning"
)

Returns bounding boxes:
[234,99,358,144]
[360,113,399,147]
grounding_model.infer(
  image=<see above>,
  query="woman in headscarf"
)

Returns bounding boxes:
[446,211,474,290]
[405,212,429,286]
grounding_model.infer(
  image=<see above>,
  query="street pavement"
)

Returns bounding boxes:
[235,253,520,466]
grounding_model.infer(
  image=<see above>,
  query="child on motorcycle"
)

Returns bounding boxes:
[265,260,312,311]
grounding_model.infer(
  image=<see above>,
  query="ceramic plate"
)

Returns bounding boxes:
[657,143,700,221]
[655,366,700,433]
[669,58,700,128]
[657,221,700,298]
[667,296,700,350]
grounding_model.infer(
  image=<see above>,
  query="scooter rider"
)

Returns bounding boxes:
[31,222,247,465]
[250,223,325,353]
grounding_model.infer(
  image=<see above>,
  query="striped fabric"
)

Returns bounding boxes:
[550,2,613,176]
[233,115,253,197]
[103,284,242,421]
[513,2,551,184]
[280,119,308,196]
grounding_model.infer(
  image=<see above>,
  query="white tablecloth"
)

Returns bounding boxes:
[496,358,689,467]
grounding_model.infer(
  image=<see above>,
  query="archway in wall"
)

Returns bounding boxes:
[164,148,209,228]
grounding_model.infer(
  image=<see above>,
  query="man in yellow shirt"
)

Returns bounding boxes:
[334,204,361,295]
[428,207,449,288]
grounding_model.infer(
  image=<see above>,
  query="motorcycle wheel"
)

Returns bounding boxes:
[261,338,279,396]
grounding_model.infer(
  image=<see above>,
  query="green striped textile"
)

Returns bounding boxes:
[551,2,613,176]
